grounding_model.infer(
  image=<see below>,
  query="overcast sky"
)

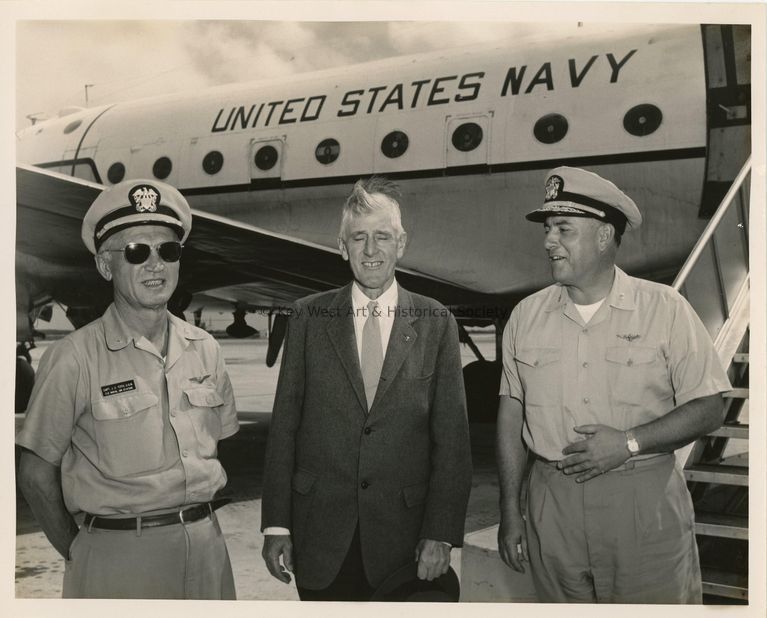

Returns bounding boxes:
[15,19,597,130]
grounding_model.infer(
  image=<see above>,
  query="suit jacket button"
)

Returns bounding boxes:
[361,481,369,489]
[364,427,372,435]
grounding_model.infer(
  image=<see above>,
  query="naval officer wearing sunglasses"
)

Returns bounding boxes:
[16,179,239,599]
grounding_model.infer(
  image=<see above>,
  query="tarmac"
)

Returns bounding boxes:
[14,335,500,600]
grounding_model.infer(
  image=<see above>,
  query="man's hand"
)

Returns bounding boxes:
[414,539,451,581]
[497,511,528,573]
[559,424,630,482]
[262,534,294,584]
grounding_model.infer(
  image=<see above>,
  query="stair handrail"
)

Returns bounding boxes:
[673,157,751,291]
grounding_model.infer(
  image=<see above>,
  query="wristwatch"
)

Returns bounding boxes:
[625,430,640,456]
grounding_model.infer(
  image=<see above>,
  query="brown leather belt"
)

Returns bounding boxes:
[83,498,231,531]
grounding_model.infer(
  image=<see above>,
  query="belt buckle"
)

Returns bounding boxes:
[178,508,187,525]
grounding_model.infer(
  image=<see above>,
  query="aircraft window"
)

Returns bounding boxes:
[533,114,568,144]
[202,150,224,175]
[315,139,340,165]
[153,156,172,180]
[624,104,663,136]
[381,131,409,158]
[255,145,279,171]
[107,162,126,184]
[451,123,483,152]
[63,119,82,134]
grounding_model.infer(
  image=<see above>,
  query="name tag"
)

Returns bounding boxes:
[101,380,136,397]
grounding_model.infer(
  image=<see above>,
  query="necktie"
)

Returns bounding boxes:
[361,300,384,410]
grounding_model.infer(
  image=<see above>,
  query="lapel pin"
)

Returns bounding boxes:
[404,335,411,341]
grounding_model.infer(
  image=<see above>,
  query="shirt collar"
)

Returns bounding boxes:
[103,303,206,351]
[543,266,635,312]
[606,266,636,311]
[351,278,399,312]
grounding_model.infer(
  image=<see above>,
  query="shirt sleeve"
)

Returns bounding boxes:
[15,339,83,466]
[667,293,732,407]
[499,307,523,402]
[213,341,239,439]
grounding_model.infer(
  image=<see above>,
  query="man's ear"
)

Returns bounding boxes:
[396,231,407,259]
[598,223,614,251]
[95,253,113,281]
[338,237,349,261]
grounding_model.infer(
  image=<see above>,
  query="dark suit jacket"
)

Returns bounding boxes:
[261,283,472,590]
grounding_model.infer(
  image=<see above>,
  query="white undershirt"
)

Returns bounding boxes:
[574,298,606,323]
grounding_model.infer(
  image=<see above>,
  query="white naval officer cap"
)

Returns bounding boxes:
[81,179,192,254]
[525,166,642,233]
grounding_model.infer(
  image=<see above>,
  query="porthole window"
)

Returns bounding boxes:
[202,150,224,175]
[255,145,279,171]
[381,131,409,158]
[63,119,82,134]
[451,122,483,152]
[623,104,663,136]
[315,138,340,165]
[533,114,569,144]
[107,162,125,184]
[153,156,172,180]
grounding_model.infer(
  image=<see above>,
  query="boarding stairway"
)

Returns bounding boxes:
[672,157,751,603]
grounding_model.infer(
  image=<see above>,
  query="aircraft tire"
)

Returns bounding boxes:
[15,356,35,414]
[462,359,502,423]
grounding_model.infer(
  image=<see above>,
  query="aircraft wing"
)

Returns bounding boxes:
[16,166,501,328]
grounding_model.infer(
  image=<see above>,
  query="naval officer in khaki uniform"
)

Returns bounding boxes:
[496,166,730,603]
[17,179,239,599]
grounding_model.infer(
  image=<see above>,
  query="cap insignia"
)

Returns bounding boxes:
[545,175,563,201]
[129,185,160,213]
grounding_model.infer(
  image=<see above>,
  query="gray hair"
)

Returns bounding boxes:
[339,176,405,238]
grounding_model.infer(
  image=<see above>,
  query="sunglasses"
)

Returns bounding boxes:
[102,241,183,265]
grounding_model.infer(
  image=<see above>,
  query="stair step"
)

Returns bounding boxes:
[732,353,749,363]
[710,423,749,439]
[695,512,749,539]
[685,464,749,486]
[724,388,749,399]
[701,568,748,600]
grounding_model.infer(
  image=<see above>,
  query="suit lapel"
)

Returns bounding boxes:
[325,284,368,413]
[371,286,418,410]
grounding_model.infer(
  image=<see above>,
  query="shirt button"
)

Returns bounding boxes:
[582,328,589,334]
[582,362,589,368]
[182,450,188,458]
[583,397,590,404]
[364,427,372,435]
[361,481,369,489]
[627,359,634,367]
[533,360,540,367]
[170,411,176,418]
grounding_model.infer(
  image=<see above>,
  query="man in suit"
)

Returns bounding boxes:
[261,176,472,601]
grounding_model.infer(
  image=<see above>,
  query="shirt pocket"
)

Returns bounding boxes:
[183,387,224,455]
[514,348,561,406]
[605,345,664,407]
[91,391,162,477]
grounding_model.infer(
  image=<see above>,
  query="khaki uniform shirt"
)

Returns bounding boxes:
[500,267,730,461]
[17,304,239,515]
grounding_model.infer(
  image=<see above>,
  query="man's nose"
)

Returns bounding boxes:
[544,230,558,250]
[144,248,165,270]
[364,237,378,256]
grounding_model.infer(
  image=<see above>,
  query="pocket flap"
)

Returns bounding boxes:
[184,387,224,407]
[515,348,560,368]
[605,346,658,366]
[92,392,158,421]
[292,469,318,495]
[402,481,429,508]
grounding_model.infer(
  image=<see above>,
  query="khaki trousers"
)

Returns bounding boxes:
[526,454,702,603]
[63,512,235,599]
